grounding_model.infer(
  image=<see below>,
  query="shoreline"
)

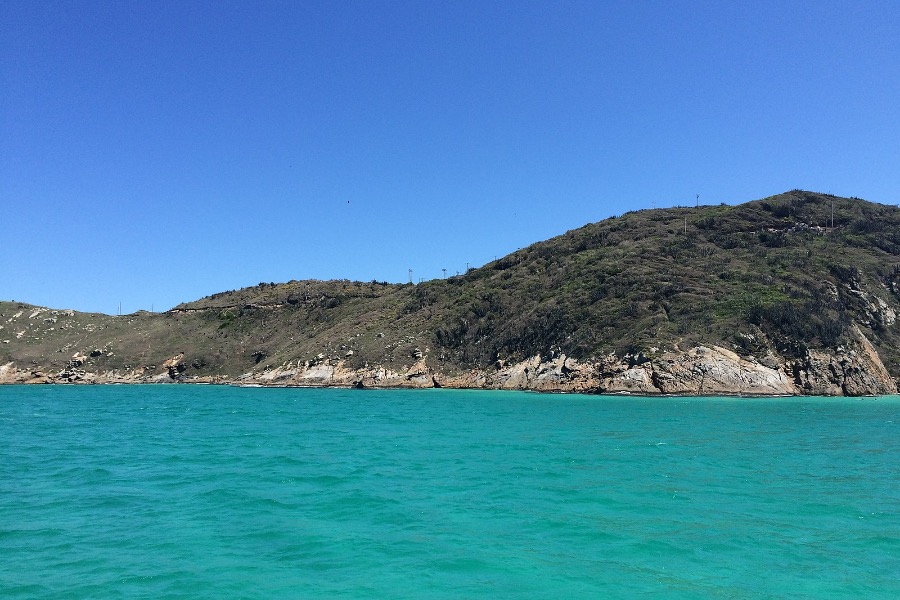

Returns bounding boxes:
[3,378,895,400]
[3,340,898,397]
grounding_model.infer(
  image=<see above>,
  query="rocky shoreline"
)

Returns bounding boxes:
[4,333,897,397]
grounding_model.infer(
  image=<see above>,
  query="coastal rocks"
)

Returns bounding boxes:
[1,363,88,384]
[490,354,599,393]
[354,366,405,388]
[432,342,895,397]
[0,362,19,383]
[428,353,598,393]
[214,338,898,396]
[644,346,793,396]
[255,365,297,383]
[56,368,94,383]
[161,352,186,380]
[787,327,896,396]
[404,359,432,387]
[250,353,443,389]
[492,355,541,389]
[68,352,89,367]
[601,362,659,395]
[297,362,336,384]
[1,325,897,395]
[25,371,52,384]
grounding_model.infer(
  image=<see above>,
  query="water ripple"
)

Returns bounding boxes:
[1,386,898,599]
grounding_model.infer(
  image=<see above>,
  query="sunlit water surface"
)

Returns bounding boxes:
[1,385,898,599]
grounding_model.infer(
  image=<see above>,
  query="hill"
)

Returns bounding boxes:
[2,190,899,395]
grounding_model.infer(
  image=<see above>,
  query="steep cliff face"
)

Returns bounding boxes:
[2,191,899,396]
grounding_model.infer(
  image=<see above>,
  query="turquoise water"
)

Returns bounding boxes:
[1,386,898,599]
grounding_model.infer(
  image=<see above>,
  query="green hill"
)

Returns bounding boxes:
[2,190,899,395]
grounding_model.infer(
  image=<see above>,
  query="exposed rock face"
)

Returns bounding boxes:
[10,337,896,396]
[785,327,896,396]
[0,362,17,384]
[69,352,89,368]
[161,352,186,380]
[638,346,794,396]
[1,326,897,396]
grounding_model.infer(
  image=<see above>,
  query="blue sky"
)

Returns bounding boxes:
[2,0,899,314]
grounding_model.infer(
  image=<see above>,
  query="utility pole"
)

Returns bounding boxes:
[442,268,447,279]
[696,194,699,207]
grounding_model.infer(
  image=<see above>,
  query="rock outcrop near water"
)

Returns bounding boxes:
[2,191,899,396]
[2,338,895,396]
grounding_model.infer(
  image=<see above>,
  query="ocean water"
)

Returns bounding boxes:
[1,386,897,599]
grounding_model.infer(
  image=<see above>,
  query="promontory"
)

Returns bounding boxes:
[3,190,899,396]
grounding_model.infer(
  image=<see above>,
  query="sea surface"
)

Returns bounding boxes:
[1,385,898,599]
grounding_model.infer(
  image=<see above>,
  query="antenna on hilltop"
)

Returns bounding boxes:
[696,194,699,207]
[442,268,447,279]
[408,269,413,284]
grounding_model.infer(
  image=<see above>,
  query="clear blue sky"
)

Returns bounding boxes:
[2,0,899,314]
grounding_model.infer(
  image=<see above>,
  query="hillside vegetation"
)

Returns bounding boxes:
[2,190,899,392]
